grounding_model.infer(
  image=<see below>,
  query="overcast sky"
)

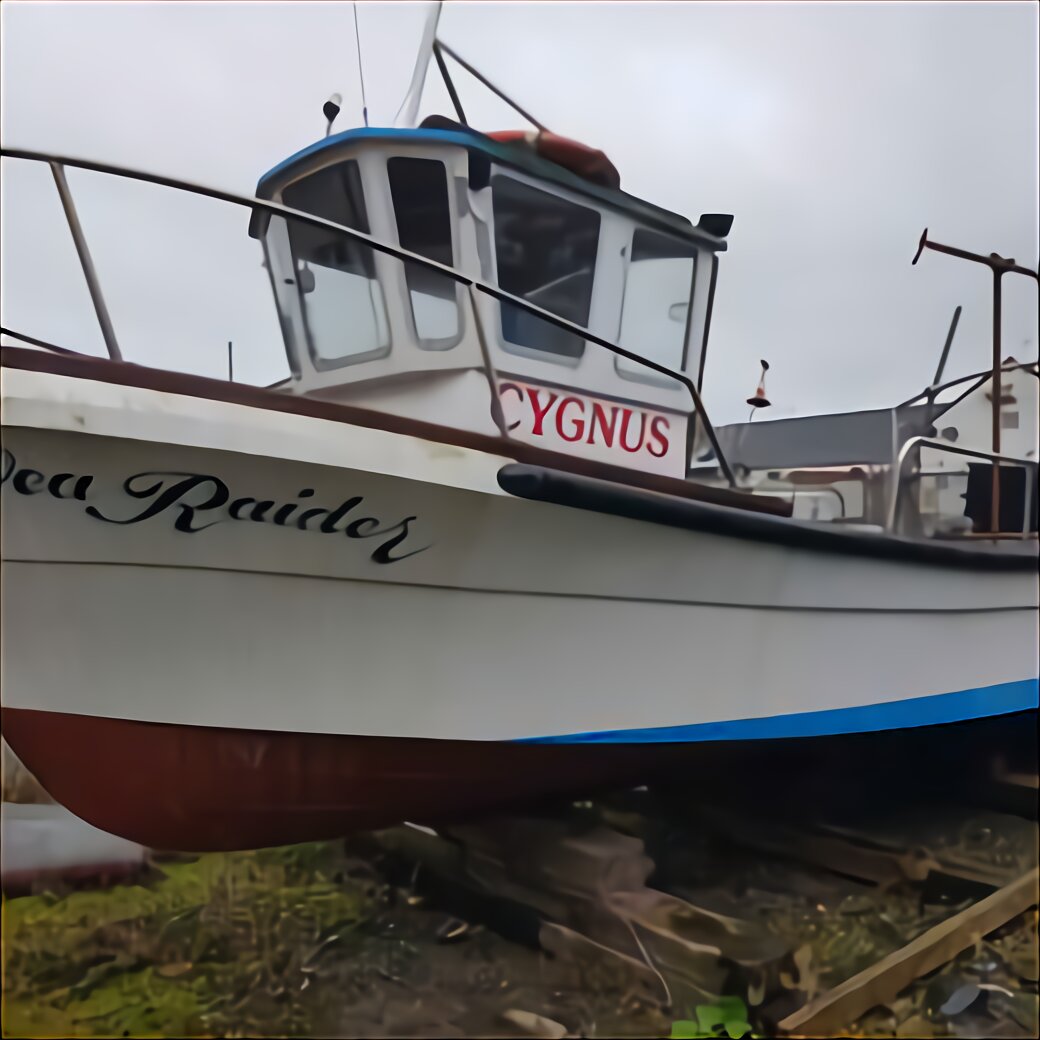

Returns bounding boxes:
[2,1,1037,422]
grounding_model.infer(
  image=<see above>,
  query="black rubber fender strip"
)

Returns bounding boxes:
[497,463,1040,573]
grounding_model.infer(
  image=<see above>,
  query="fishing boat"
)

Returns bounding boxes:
[2,15,1037,851]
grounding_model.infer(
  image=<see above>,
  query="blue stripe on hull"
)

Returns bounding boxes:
[516,678,1040,745]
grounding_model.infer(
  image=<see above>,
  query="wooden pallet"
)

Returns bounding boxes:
[372,752,1039,1036]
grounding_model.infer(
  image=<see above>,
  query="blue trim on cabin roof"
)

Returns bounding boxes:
[255,126,724,248]
[257,128,474,194]
[514,677,1039,744]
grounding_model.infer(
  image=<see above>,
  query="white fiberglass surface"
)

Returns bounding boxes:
[3,560,1034,739]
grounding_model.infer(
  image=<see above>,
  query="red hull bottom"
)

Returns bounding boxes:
[2,708,702,851]
[4,708,1034,852]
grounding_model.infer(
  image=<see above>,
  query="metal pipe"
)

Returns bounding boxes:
[4,146,722,258]
[697,255,719,393]
[889,408,900,525]
[4,147,738,487]
[1023,465,1035,539]
[912,228,1040,280]
[466,285,509,438]
[913,372,989,421]
[394,1,442,128]
[433,42,467,125]
[897,358,1038,410]
[886,435,1038,533]
[48,162,122,361]
[474,284,738,488]
[676,256,698,468]
[436,40,549,133]
[991,267,1002,533]
[931,304,962,389]
[911,229,1040,533]
[4,147,468,280]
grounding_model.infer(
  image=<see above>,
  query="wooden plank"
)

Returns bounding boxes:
[695,807,945,888]
[992,756,1040,791]
[778,867,1040,1036]
[815,811,1036,890]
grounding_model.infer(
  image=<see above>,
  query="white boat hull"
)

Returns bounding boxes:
[2,358,1037,847]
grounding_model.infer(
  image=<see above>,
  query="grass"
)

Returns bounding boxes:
[2,841,378,1038]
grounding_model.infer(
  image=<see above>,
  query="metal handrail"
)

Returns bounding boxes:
[897,359,1039,411]
[1,146,737,486]
[48,161,123,361]
[887,436,1039,536]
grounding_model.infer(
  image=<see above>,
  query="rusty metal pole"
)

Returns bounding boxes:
[991,268,1002,533]
[911,229,1039,535]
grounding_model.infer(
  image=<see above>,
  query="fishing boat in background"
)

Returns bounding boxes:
[2,8,1037,850]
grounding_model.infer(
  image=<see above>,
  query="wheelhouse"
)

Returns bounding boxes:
[249,124,733,478]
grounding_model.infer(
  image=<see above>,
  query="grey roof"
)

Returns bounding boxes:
[694,362,1038,474]
[700,404,936,472]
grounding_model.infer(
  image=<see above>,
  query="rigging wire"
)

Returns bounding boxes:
[353,2,369,127]
[436,39,549,133]
[433,41,467,125]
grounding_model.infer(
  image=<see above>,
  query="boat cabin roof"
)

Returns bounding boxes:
[255,126,730,251]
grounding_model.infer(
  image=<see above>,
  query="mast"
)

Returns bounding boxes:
[394,1,443,128]
[394,1,550,133]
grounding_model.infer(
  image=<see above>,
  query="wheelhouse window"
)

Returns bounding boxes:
[491,175,600,361]
[387,157,460,347]
[281,161,390,368]
[617,228,696,382]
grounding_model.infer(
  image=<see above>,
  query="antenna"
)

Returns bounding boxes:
[353,2,369,127]
[931,304,962,389]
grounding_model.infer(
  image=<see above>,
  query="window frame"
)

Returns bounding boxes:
[614,226,698,388]
[386,155,465,353]
[490,171,602,369]
[276,159,393,373]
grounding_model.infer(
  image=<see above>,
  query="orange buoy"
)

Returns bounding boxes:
[488,130,621,190]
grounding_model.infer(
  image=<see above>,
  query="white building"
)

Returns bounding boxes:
[693,359,1038,533]
[921,359,1038,532]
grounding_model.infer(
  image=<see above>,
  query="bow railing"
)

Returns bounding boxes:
[0,146,737,488]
